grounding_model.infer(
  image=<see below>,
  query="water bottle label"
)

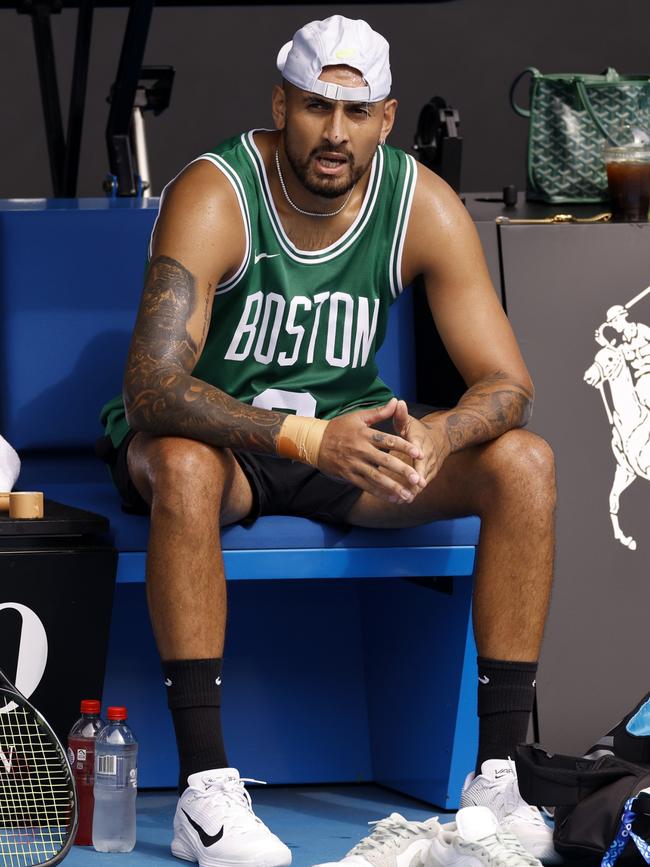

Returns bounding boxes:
[129,767,137,788]
[97,754,117,776]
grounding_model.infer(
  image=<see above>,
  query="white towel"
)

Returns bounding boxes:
[0,435,20,491]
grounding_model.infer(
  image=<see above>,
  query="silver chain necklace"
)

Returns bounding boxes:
[274,148,355,218]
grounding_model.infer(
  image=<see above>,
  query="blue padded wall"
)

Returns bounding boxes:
[0,199,157,449]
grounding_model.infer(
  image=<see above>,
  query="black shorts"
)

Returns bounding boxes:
[98,402,439,525]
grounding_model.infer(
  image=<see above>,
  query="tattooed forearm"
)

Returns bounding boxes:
[123,255,285,453]
[443,371,533,453]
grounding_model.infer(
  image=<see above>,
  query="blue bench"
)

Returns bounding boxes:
[0,198,480,808]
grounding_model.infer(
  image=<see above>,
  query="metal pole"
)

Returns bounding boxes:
[105,0,155,194]
[30,2,65,196]
[131,105,150,197]
[62,0,95,196]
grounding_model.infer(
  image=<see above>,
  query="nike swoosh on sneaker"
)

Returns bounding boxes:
[182,809,224,848]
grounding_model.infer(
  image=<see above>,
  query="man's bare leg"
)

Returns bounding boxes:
[347,427,556,660]
[127,433,253,789]
[127,433,253,659]
[347,426,556,782]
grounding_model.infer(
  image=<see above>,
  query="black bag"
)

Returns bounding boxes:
[516,744,650,862]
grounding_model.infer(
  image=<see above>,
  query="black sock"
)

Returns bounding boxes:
[162,658,228,794]
[476,656,537,773]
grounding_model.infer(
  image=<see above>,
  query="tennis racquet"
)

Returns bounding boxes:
[0,668,77,865]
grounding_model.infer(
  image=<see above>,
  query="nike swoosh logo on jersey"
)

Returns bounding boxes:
[478,675,490,684]
[182,809,224,848]
[254,251,280,264]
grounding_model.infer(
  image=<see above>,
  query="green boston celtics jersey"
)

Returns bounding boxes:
[101,131,418,447]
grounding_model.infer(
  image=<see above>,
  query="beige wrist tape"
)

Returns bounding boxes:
[277,415,328,466]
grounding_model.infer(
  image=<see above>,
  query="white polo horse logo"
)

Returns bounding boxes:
[584,285,650,550]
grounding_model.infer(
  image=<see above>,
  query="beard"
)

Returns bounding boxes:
[284,140,372,199]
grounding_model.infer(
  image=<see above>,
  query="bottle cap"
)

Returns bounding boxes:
[80,699,101,715]
[107,706,127,721]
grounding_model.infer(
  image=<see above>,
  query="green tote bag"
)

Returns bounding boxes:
[510,67,650,203]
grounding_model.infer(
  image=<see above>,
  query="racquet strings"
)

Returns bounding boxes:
[0,695,73,866]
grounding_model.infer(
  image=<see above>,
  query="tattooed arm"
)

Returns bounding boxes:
[124,255,286,452]
[394,163,534,484]
[123,161,285,453]
[440,370,533,452]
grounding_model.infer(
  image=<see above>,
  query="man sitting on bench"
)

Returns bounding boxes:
[100,15,556,867]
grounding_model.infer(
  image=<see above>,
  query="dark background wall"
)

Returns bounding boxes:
[2,0,649,198]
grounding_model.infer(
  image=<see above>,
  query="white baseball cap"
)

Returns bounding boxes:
[277,15,391,103]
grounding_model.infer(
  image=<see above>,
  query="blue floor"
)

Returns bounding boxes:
[67,785,454,866]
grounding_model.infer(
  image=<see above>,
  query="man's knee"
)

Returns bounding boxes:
[144,437,233,512]
[479,429,556,502]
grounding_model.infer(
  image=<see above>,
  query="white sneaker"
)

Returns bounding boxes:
[425,806,544,867]
[171,767,292,867]
[460,760,559,863]
[313,812,441,867]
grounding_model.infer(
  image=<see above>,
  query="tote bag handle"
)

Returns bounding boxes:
[509,67,540,118]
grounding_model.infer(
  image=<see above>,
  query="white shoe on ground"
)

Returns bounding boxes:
[171,767,292,867]
[425,806,544,867]
[313,812,441,867]
[460,760,559,863]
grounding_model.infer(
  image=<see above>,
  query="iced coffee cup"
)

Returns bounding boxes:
[604,143,650,222]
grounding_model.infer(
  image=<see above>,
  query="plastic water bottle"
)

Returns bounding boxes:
[92,706,138,852]
[68,699,105,846]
